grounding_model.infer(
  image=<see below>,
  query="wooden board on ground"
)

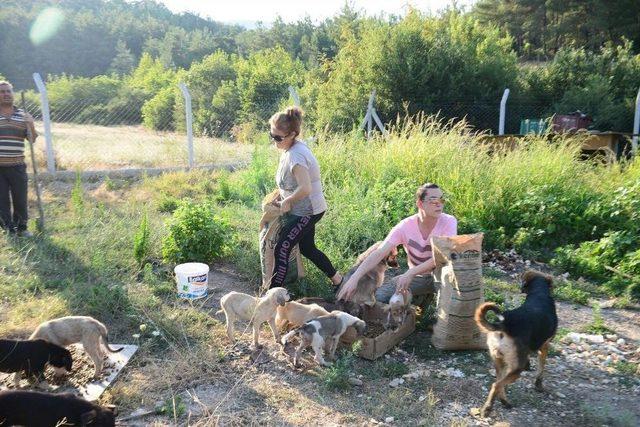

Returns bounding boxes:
[0,344,137,401]
[341,303,416,360]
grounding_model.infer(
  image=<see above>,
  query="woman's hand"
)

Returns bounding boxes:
[280,198,292,213]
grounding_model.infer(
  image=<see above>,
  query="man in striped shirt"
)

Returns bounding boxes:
[337,183,458,305]
[0,80,37,236]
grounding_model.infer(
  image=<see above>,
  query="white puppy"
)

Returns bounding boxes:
[275,301,329,330]
[217,287,290,348]
[383,289,412,331]
[30,316,123,377]
[281,311,366,367]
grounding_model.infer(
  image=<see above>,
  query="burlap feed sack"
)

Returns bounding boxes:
[431,233,486,350]
[259,190,304,291]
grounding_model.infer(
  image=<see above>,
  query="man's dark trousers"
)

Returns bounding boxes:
[0,163,28,232]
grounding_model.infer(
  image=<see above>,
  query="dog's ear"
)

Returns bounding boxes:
[80,410,97,426]
[521,270,553,292]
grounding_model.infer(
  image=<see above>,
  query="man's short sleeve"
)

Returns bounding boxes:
[442,215,458,236]
[382,221,406,247]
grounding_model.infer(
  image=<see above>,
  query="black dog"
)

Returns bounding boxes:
[0,339,73,386]
[474,270,558,417]
[0,390,116,427]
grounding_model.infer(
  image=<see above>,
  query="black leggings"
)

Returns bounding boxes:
[271,211,337,288]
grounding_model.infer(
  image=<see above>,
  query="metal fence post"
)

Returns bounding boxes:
[499,88,510,135]
[633,87,639,154]
[178,82,194,168]
[32,73,55,173]
[288,86,300,107]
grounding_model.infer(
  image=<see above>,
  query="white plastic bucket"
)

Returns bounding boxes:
[174,263,209,299]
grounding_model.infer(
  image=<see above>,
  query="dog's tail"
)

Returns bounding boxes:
[281,328,299,346]
[99,330,124,353]
[474,302,504,333]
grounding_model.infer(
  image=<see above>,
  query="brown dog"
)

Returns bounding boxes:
[474,270,557,417]
[336,241,399,310]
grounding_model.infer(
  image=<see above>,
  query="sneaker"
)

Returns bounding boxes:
[17,230,34,238]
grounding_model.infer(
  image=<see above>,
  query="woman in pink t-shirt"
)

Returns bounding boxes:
[337,183,457,303]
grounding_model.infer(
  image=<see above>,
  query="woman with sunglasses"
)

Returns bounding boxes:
[266,106,343,290]
[337,183,457,304]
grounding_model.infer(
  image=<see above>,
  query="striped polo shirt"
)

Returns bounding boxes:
[0,107,28,166]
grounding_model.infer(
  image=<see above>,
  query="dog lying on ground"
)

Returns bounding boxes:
[30,316,123,378]
[217,287,290,348]
[336,242,399,312]
[383,288,412,331]
[281,311,366,367]
[0,390,116,427]
[275,301,330,330]
[474,270,557,417]
[0,339,72,388]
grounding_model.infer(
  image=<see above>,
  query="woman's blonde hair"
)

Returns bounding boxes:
[269,106,304,137]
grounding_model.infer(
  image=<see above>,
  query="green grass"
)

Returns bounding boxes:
[583,304,615,335]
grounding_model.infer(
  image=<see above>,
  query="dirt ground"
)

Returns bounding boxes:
[116,264,640,427]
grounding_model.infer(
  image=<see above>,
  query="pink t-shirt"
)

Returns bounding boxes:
[383,213,458,268]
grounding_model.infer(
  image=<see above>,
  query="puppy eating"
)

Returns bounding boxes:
[217,287,290,348]
[0,339,73,387]
[281,311,366,367]
[383,288,412,331]
[0,390,116,427]
[474,270,557,417]
[275,301,330,330]
[336,241,399,311]
[30,316,123,378]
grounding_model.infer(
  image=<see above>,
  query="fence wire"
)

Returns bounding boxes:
[19,80,608,172]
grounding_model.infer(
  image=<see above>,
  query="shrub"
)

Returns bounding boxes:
[162,200,232,264]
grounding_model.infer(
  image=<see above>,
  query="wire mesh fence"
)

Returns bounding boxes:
[20,77,622,173]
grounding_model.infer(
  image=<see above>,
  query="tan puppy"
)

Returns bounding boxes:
[383,288,412,331]
[30,316,122,378]
[217,287,290,348]
[336,242,399,309]
[275,301,330,330]
[281,311,366,367]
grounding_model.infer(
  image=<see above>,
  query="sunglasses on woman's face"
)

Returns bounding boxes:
[269,131,289,142]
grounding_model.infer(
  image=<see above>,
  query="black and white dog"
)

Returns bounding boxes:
[0,338,73,387]
[281,311,366,366]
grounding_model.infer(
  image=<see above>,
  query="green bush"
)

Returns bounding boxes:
[142,86,177,131]
[162,201,232,264]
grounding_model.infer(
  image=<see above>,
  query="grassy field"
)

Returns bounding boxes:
[26,122,253,171]
[1,123,639,424]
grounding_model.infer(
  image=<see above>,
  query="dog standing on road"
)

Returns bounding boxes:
[474,270,557,417]
[30,316,123,378]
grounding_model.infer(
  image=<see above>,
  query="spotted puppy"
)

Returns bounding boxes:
[281,311,366,367]
[383,288,412,331]
[474,270,557,417]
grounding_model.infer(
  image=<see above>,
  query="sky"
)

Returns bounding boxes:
[158,0,476,26]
